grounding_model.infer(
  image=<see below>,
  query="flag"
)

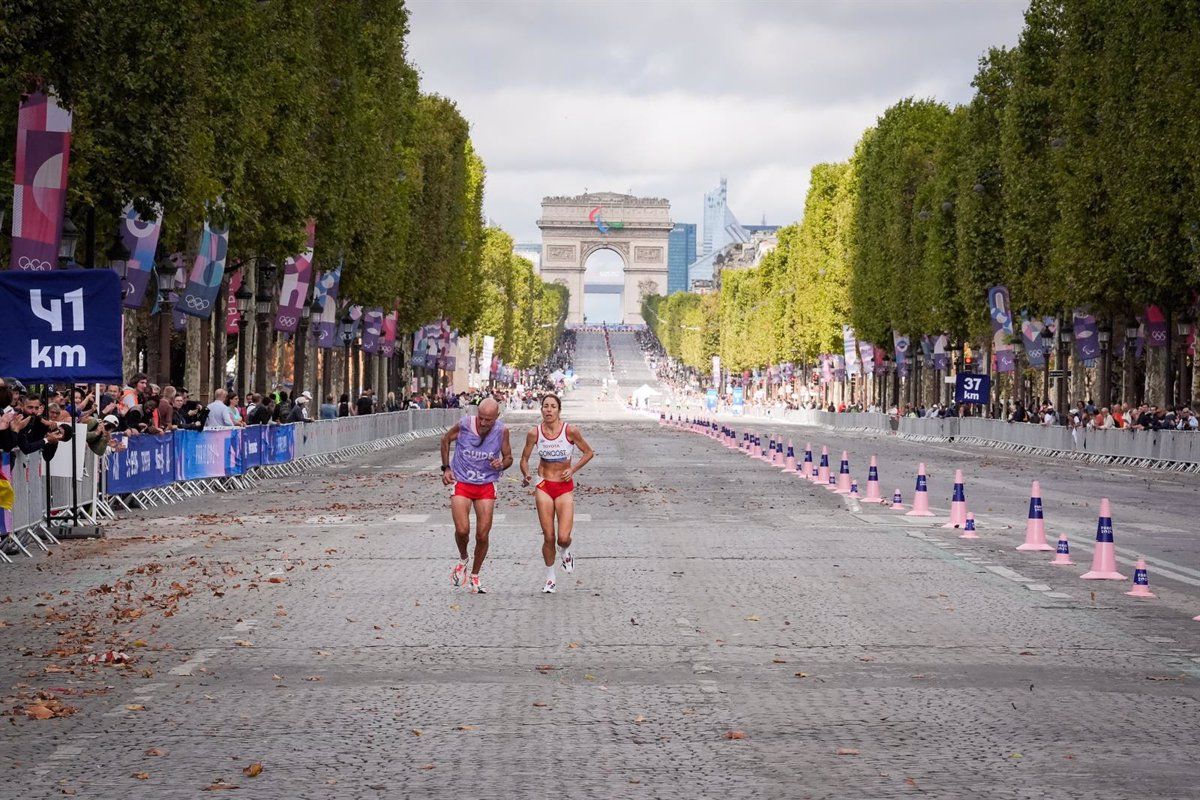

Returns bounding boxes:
[117,203,163,308]
[311,264,341,349]
[1073,310,1099,366]
[274,220,315,333]
[893,332,910,378]
[10,90,73,271]
[1020,314,1046,369]
[360,308,384,354]
[987,286,1016,373]
[225,271,243,335]
[380,310,397,358]
[179,220,230,319]
[842,325,859,376]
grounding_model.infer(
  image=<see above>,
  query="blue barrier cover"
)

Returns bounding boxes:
[106,433,175,493]
[268,424,295,464]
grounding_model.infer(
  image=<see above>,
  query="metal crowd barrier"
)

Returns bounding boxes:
[2,408,463,561]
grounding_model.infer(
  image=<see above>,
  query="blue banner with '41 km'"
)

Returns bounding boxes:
[0,269,123,383]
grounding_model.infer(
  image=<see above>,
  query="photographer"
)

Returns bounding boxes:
[15,395,66,459]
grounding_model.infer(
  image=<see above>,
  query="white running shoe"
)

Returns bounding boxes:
[469,574,486,594]
[561,552,574,574]
[542,579,557,594]
[451,562,467,588]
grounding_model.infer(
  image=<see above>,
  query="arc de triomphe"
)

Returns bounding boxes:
[536,192,671,325]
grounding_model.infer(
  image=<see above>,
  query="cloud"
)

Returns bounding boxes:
[407,0,1027,242]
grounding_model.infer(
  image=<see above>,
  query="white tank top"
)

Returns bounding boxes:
[537,421,573,463]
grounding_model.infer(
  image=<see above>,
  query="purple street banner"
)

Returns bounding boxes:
[179,220,230,319]
[920,334,933,365]
[381,311,397,358]
[933,334,950,371]
[893,332,910,378]
[441,327,458,371]
[311,265,341,348]
[1144,305,1167,348]
[1020,314,1046,369]
[169,252,189,331]
[832,354,846,381]
[820,355,832,384]
[360,308,384,354]
[872,345,886,376]
[1072,309,1099,365]
[225,271,242,335]
[117,203,163,308]
[348,304,363,339]
[842,325,859,376]
[10,90,73,272]
[987,285,1016,373]
[274,220,316,333]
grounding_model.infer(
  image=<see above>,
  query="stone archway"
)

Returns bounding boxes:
[537,192,671,325]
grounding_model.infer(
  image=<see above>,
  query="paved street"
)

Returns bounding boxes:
[3,335,1200,799]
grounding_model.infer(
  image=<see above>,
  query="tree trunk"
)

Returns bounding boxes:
[185,317,202,397]
[1145,345,1167,407]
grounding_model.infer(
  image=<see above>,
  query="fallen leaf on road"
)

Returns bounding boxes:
[267,577,284,584]
[411,729,422,736]
[420,764,435,770]
[532,702,549,708]
[724,731,747,740]
[144,747,166,756]
[242,763,263,778]
[794,672,809,678]
[133,772,149,780]
[633,715,647,724]
[234,640,253,648]
[772,658,787,664]
[202,782,238,791]
[124,704,145,711]
[271,674,283,681]
[24,705,55,720]
[1009,753,1022,759]
[744,615,760,622]
[858,656,874,662]
[836,748,860,756]
[304,676,322,681]
[1146,675,1183,681]
[456,725,477,731]
[567,642,579,649]
[316,650,331,657]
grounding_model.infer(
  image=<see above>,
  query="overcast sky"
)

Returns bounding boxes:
[407,0,1028,246]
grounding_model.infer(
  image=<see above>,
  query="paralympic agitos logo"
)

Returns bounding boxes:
[588,206,624,234]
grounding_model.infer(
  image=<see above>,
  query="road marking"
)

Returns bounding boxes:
[388,513,431,523]
[305,514,353,525]
[169,648,218,676]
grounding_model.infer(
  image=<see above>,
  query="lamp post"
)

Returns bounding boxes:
[340,309,355,399]
[58,218,80,267]
[234,276,253,399]
[1057,324,1072,418]
[154,255,177,386]
[295,297,312,399]
[1125,323,1139,405]
[1176,319,1192,407]
[1097,326,1112,408]
[1041,327,1054,408]
[254,261,276,396]
[105,237,132,302]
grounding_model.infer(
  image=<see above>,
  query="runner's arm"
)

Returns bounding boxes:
[565,425,594,477]
[519,428,537,485]
[495,428,514,471]
[440,424,460,485]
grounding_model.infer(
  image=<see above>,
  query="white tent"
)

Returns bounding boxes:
[631,383,661,406]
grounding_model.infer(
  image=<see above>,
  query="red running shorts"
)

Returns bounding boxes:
[536,479,575,499]
[452,481,496,501]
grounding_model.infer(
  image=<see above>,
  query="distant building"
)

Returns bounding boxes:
[690,278,714,295]
[694,177,753,282]
[514,242,542,274]
[667,223,696,295]
[711,230,780,290]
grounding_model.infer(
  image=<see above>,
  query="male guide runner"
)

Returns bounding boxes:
[440,398,512,594]
[520,394,595,593]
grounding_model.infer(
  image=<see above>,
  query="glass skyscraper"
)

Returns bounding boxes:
[668,223,696,295]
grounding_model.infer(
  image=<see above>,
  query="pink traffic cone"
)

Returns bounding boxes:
[890,489,904,510]
[771,436,781,466]
[1081,498,1125,580]
[864,456,882,503]
[801,444,814,479]
[942,469,967,528]
[958,512,979,539]
[1050,532,1074,565]
[849,480,859,498]
[905,463,934,517]
[1018,481,1053,551]
[816,446,830,485]
[835,451,852,494]
[1125,558,1156,598]
[784,440,796,472]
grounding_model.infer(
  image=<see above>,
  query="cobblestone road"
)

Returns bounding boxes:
[3,390,1200,796]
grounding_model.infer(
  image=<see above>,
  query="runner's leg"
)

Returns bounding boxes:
[471,497,494,576]
[535,487,557,589]
[554,492,575,572]
[450,495,471,586]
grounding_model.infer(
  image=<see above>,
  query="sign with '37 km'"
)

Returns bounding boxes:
[0,269,123,383]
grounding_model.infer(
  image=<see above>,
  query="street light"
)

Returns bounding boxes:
[254,260,277,396]
[1041,327,1054,406]
[154,253,178,385]
[234,272,253,399]
[1057,323,1071,415]
[58,218,80,266]
[106,237,132,300]
[294,292,313,398]
[341,308,355,399]
[1098,326,1112,407]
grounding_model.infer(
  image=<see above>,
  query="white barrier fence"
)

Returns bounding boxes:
[1,408,460,562]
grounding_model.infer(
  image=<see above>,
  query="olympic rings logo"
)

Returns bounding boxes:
[277,317,297,329]
[184,295,211,311]
[17,256,52,270]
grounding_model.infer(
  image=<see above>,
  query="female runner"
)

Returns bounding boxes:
[520,393,595,593]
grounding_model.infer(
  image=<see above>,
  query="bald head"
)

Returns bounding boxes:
[476,397,500,437]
